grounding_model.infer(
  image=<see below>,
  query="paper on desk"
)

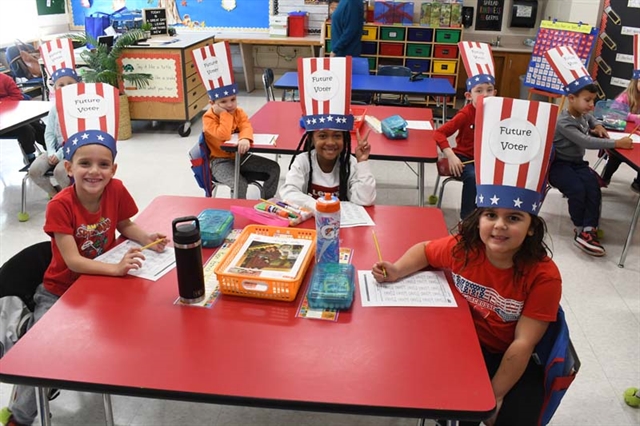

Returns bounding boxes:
[606,131,640,143]
[228,133,278,146]
[94,240,175,282]
[406,120,433,130]
[358,270,457,307]
[340,201,375,228]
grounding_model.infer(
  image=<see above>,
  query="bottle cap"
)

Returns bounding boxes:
[316,193,340,213]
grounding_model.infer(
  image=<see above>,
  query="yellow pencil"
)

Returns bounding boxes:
[372,230,387,278]
[140,238,165,251]
[628,123,640,138]
[462,159,474,165]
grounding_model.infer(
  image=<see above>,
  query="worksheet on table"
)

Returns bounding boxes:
[340,202,375,228]
[94,240,175,282]
[606,131,640,143]
[358,270,457,307]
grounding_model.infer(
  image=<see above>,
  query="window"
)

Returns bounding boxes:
[0,2,39,46]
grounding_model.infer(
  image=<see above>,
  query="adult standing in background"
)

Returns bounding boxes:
[329,0,364,57]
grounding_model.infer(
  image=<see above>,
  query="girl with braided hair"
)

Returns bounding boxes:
[279,129,376,212]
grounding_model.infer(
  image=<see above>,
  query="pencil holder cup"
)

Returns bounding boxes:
[172,216,205,304]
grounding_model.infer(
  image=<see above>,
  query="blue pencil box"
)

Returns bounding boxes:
[197,209,234,248]
[307,263,355,310]
[381,115,408,139]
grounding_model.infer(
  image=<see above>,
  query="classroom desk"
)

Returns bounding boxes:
[274,71,456,123]
[607,124,640,268]
[214,33,322,93]
[0,101,50,134]
[0,197,495,425]
[223,101,438,206]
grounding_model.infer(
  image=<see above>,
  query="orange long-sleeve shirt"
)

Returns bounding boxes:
[202,106,253,160]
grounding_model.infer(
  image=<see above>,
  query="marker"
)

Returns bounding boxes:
[256,204,293,218]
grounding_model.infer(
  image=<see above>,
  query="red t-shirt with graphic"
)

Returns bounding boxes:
[43,179,139,296]
[425,235,561,353]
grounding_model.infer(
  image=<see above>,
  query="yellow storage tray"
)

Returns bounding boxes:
[432,60,458,74]
[215,225,316,302]
[361,25,378,41]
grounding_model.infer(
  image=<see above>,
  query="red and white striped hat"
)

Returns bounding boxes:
[633,34,639,80]
[474,96,558,215]
[544,45,593,94]
[298,57,353,132]
[56,83,119,161]
[192,41,238,101]
[458,42,495,91]
[39,38,80,84]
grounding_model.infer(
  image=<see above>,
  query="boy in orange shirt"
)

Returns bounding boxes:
[194,42,280,198]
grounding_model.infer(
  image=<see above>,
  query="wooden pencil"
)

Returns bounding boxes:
[372,230,387,278]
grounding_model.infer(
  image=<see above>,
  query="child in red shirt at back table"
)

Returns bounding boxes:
[3,83,168,426]
[434,42,497,220]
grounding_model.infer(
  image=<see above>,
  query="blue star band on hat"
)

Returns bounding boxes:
[51,68,80,84]
[301,113,354,132]
[466,74,495,91]
[563,75,594,95]
[476,184,544,215]
[63,130,117,161]
[207,83,238,101]
[634,69,640,80]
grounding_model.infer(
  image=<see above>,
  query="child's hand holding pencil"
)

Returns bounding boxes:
[140,234,169,253]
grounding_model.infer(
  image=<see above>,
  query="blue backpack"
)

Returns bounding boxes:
[189,133,213,197]
[534,306,580,426]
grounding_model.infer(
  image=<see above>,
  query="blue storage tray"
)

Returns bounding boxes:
[307,263,355,310]
[198,209,234,248]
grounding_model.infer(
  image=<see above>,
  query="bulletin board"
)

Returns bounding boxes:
[523,20,599,95]
[37,0,66,15]
[592,0,640,101]
[67,0,273,31]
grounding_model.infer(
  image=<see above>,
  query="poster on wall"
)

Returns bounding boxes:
[119,52,184,102]
[524,20,598,95]
[475,0,504,31]
[592,0,640,101]
[67,0,272,30]
[37,0,66,15]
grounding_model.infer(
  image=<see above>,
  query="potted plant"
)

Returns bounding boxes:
[69,30,153,140]
[141,22,153,40]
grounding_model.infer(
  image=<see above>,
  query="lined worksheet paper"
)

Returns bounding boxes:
[94,240,176,282]
[358,270,457,307]
[340,202,375,227]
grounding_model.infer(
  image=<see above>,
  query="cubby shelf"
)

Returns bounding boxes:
[324,22,462,107]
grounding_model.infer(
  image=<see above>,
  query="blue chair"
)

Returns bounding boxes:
[374,65,411,106]
[351,57,372,105]
[5,45,46,99]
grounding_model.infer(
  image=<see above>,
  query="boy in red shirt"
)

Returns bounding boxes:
[434,42,496,220]
[3,83,167,426]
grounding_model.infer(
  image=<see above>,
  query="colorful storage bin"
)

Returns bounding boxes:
[434,44,459,59]
[406,58,431,73]
[435,29,461,43]
[362,25,378,41]
[406,44,431,57]
[379,42,404,56]
[407,28,433,42]
[380,26,406,41]
[432,60,457,74]
[362,41,377,55]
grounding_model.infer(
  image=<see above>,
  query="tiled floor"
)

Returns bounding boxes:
[0,93,639,425]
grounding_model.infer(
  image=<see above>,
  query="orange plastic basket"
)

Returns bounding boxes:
[351,106,367,132]
[214,225,317,302]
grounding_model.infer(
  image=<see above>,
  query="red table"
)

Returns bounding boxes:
[0,197,495,424]
[0,101,50,134]
[607,123,640,267]
[223,102,438,206]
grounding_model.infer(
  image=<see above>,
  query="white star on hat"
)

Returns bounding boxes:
[327,116,334,122]
[475,76,480,81]
[532,202,538,211]
[72,138,78,145]
[81,133,89,140]
[97,135,104,141]
[319,117,325,123]
[477,194,484,203]
[66,147,70,154]
[311,118,317,124]
[214,93,219,98]
[513,198,523,208]
[490,195,500,205]
[224,90,229,95]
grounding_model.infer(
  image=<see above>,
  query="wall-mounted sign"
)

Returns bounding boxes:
[143,8,168,36]
[475,0,505,31]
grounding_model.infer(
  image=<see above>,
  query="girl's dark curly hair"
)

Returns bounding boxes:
[452,208,552,284]
[288,130,352,201]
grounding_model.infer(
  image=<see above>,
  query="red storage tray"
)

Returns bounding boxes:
[379,42,404,56]
[434,44,459,59]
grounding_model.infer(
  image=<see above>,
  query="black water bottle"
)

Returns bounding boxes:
[172,216,205,304]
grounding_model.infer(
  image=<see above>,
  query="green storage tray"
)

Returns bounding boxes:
[367,57,376,71]
[435,29,461,43]
[406,44,431,58]
[380,26,406,41]
[326,40,331,53]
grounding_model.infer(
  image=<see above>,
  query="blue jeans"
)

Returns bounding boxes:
[549,159,601,228]
[458,155,477,220]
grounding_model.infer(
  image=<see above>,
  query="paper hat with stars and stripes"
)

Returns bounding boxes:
[191,41,238,101]
[39,38,80,84]
[544,45,593,94]
[297,57,353,132]
[56,83,119,161]
[633,34,640,80]
[458,42,495,91]
[474,96,558,215]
